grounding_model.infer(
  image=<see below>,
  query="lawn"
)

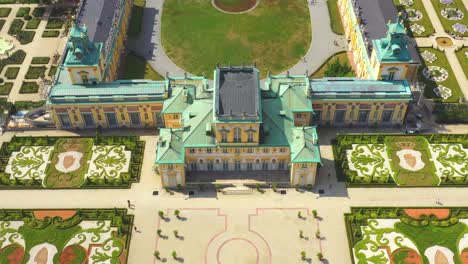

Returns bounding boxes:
[431,0,468,37]
[0,135,145,189]
[345,207,468,264]
[333,134,468,186]
[4,66,19,79]
[162,0,311,78]
[0,7,11,17]
[31,56,50,64]
[42,30,60,37]
[123,52,164,80]
[25,66,46,79]
[393,0,435,37]
[25,17,41,29]
[327,0,344,35]
[128,0,145,38]
[418,47,463,103]
[310,51,353,78]
[19,81,39,93]
[0,209,133,264]
[455,46,468,79]
[0,82,12,95]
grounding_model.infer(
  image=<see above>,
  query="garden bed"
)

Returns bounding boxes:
[25,66,46,79]
[42,30,59,38]
[0,7,11,17]
[431,0,468,37]
[19,81,38,93]
[333,133,468,187]
[0,208,133,264]
[345,207,468,264]
[0,82,12,95]
[455,46,468,79]
[4,66,19,79]
[0,135,145,189]
[31,56,50,64]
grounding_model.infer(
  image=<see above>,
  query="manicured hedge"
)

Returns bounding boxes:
[8,18,23,35]
[25,66,46,79]
[13,100,45,112]
[0,19,5,31]
[25,17,40,29]
[31,56,50,64]
[19,81,39,93]
[0,49,26,74]
[0,82,12,95]
[434,103,468,123]
[15,7,30,17]
[42,30,59,38]
[32,7,45,17]
[4,66,19,79]
[48,65,57,77]
[45,18,63,29]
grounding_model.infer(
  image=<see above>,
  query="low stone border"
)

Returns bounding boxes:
[211,0,260,15]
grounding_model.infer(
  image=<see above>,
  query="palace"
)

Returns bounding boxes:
[46,0,417,187]
[337,0,421,81]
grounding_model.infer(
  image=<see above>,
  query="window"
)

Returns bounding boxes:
[382,110,393,122]
[129,112,141,125]
[256,159,260,164]
[334,110,346,123]
[58,113,71,128]
[216,159,220,164]
[388,71,395,80]
[222,149,228,153]
[221,132,227,143]
[279,160,285,170]
[233,128,241,142]
[295,113,302,118]
[262,161,268,170]
[247,132,254,143]
[190,162,197,171]
[247,148,253,153]
[247,162,253,170]
[173,114,178,119]
[168,164,173,169]
[207,160,213,171]
[223,160,229,171]
[279,147,286,152]
[235,148,240,154]
[189,148,196,153]
[301,163,307,168]
[81,113,95,128]
[206,148,212,153]
[235,160,241,171]
[358,111,369,123]
[263,148,268,153]
[81,74,89,84]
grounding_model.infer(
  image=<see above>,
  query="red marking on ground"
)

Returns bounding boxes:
[216,238,259,264]
[404,208,450,220]
[33,210,77,220]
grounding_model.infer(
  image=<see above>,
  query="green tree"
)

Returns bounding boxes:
[324,58,354,77]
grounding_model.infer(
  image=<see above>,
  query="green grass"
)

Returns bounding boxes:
[0,82,12,95]
[393,0,435,37]
[311,51,352,78]
[0,7,11,18]
[128,0,145,38]
[123,52,164,80]
[327,0,344,35]
[8,18,24,35]
[162,0,311,78]
[455,46,468,80]
[25,17,40,29]
[418,47,463,103]
[32,7,45,17]
[42,30,60,38]
[19,81,39,93]
[45,18,64,29]
[431,0,468,37]
[31,56,50,64]
[25,66,46,79]
[0,19,5,31]
[4,67,19,79]
[48,65,58,77]
[16,7,30,17]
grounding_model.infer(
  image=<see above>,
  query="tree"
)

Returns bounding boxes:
[299,230,304,238]
[317,252,324,260]
[154,251,160,259]
[158,211,164,218]
[173,230,179,238]
[324,58,354,77]
[157,229,162,237]
[301,251,306,260]
[172,251,177,259]
[174,210,180,218]
[312,209,318,218]
[297,211,302,219]
[315,230,320,238]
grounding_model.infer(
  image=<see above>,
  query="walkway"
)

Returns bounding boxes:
[416,0,468,99]
[129,0,345,79]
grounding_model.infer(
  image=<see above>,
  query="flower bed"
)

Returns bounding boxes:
[333,134,468,186]
[0,135,145,189]
[393,0,435,36]
[0,209,133,264]
[345,207,468,264]
[431,0,468,36]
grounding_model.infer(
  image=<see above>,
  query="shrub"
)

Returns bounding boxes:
[317,252,324,260]
[48,65,58,77]
[19,82,39,94]
[434,103,468,123]
[16,7,30,18]
[23,15,32,21]
[8,19,24,35]
[31,57,50,64]
[4,67,19,79]
[300,251,306,260]
[16,30,35,45]
[0,7,11,18]
[45,18,64,29]
[0,82,12,95]
[32,7,45,18]
[42,30,60,38]
[25,17,40,29]
[25,66,46,79]
[324,58,354,77]
[158,210,164,218]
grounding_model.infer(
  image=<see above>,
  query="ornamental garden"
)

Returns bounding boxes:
[0,135,145,189]
[333,134,468,186]
[0,208,133,264]
[345,207,468,264]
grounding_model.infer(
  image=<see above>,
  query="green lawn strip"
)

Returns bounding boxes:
[25,17,41,29]
[0,49,26,74]
[46,18,64,29]
[123,52,164,80]
[0,19,5,31]
[128,0,145,38]
[455,46,468,79]
[4,66,19,79]
[0,7,11,17]
[16,7,30,17]
[393,0,435,37]
[31,57,50,64]
[431,0,468,37]
[8,18,24,35]
[0,82,12,95]
[25,66,46,79]
[32,7,45,17]
[418,47,463,103]
[19,81,39,93]
[48,65,57,77]
[327,0,344,35]
[13,100,45,111]
[42,30,60,37]
[162,0,311,78]
[311,51,354,78]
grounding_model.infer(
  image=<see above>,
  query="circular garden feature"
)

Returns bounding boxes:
[436,36,454,47]
[213,0,259,13]
[162,0,311,78]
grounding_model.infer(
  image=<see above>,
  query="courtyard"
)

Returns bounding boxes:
[161,0,312,78]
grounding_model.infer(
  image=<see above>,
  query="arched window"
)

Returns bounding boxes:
[199,159,204,164]
[234,128,241,142]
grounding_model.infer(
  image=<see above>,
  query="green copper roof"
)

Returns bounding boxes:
[64,25,102,67]
[156,129,185,164]
[162,86,195,114]
[373,20,414,63]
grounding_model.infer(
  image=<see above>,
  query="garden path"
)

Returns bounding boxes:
[415,0,468,100]
[129,0,345,80]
